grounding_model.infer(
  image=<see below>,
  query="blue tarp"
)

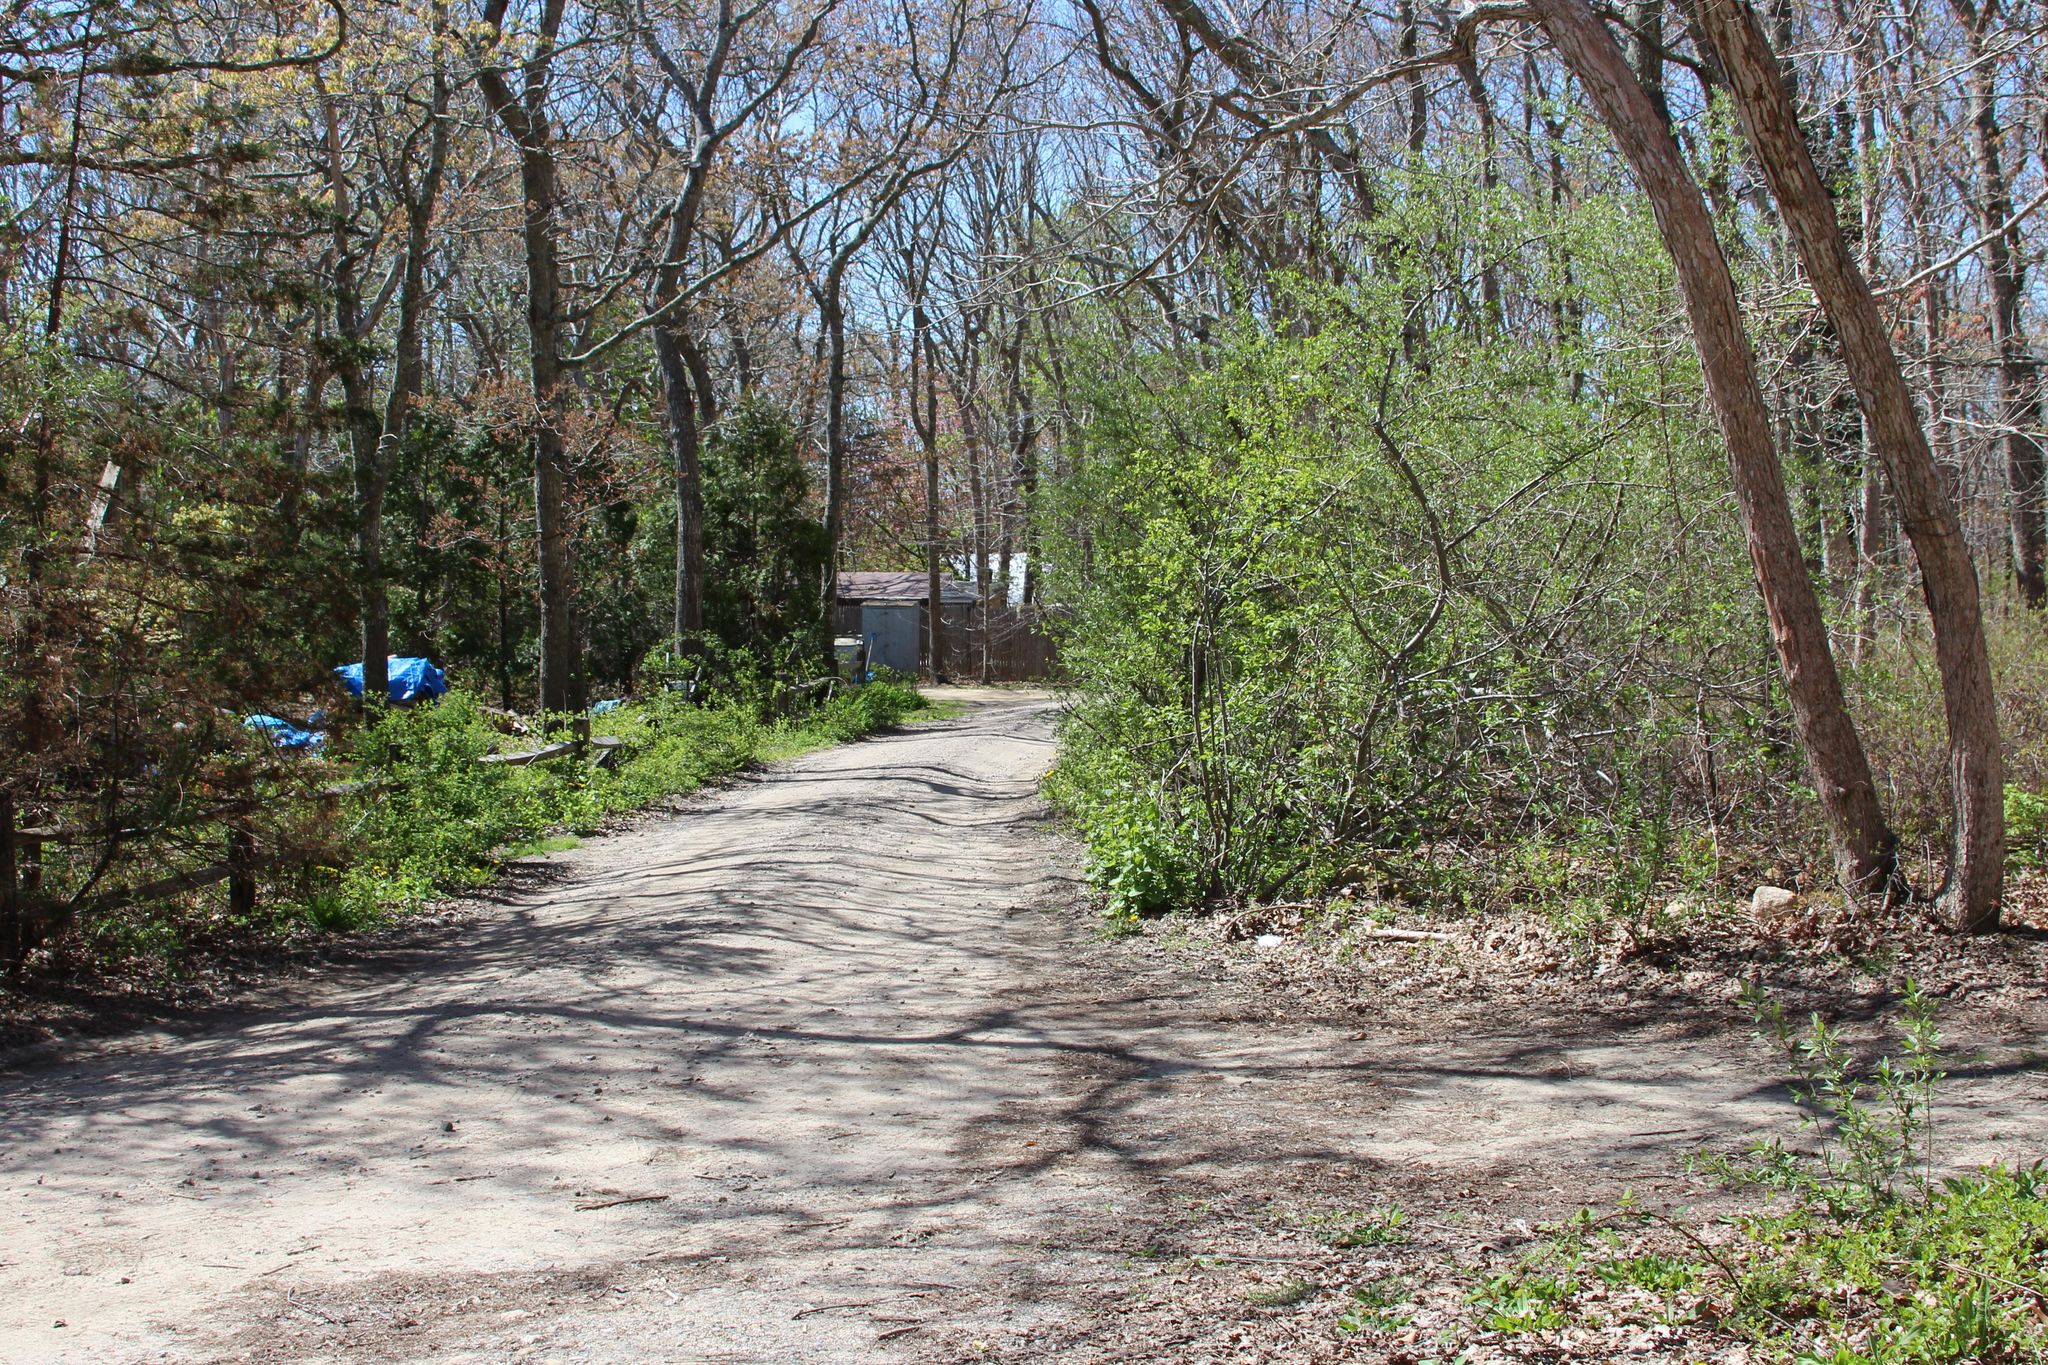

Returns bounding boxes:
[335,656,448,705]
[244,714,325,751]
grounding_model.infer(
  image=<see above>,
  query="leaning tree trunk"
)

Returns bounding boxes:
[1692,0,2006,932]
[1530,0,1902,903]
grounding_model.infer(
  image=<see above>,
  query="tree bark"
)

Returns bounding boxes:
[1691,0,2005,931]
[1844,6,1886,657]
[321,86,389,710]
[1530,0,1902,903]
[1626,0,1670,125]
[362,69,452,709]
[655,320,708,641]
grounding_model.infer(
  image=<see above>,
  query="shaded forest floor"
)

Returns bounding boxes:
[2,690,2044,1364]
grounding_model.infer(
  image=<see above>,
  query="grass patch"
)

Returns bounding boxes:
[1336,1278,1417,1335]
[1462,986,2048,1363]
[1241,1277,1313,1307]
[504,834,582,859]
[1475,1170,2048,1361]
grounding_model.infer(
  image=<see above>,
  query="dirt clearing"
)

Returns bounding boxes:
[4,690,2044,1364]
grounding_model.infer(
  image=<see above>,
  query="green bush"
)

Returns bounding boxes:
[808,679,926,742]
[2004,786,2048,869]
[326,692,534,920]
[1040,254,1774,925]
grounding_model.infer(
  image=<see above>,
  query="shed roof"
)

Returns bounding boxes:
[838,571,980,605]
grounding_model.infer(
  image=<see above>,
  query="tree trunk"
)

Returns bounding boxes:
[818,272,853,672]
[1395,0,1428,363]
[655,320,707,641]
[1454,54,1502,326]
[496,496,515,710]
[1846,17,1886,657]
[1691,0,2005,931]
[1626,0,1669,125]
[1530,0,1902,903]
[479,17,585,719]
[965,414,993,684]
[362,71,451,708]
[904,248,946,682]
[322,87,390,712]
[343,373,391,708]
[1954,0,2047,607]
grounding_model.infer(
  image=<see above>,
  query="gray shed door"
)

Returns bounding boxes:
[861,603,920,675]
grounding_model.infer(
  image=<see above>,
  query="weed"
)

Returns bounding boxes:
[1467,1262,1577,1332]
[1320,1205,1411,1248]
[1701,980,1944,1216]
[1463,988,2048,1363]
[2005,786,2048,869]
[1336,1278,1416,1334]
[1242,1278,1314,1307]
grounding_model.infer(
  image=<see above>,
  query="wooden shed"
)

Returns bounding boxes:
[834,572,1054,681]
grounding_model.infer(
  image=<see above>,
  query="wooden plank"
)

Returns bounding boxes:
[39,852,297,931]
[477,740,578,767]
[316,779,393,798]
[14,824,157,847]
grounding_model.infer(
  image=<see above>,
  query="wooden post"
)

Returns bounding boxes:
[226,820,257,919]
[1,791,19,979]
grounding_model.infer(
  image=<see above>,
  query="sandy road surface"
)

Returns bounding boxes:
[4,690,2044,1364]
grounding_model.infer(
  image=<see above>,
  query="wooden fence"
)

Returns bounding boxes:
[940,601,1057,682]
[0,733,629,967]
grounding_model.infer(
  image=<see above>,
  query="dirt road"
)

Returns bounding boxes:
[4,691,2043,1364]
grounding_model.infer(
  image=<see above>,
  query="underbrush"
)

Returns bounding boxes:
[1467,988,2048,1364]
[13,681,930,993]
[1055,606,2048,955]
[1042,278,2048,952]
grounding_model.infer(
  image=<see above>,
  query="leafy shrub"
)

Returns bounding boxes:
[1701,980,1944,1217]
[2005,786,2048,869]
[807,679,925,742]
[1041,258,1776,925]
[328,692,532,919]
